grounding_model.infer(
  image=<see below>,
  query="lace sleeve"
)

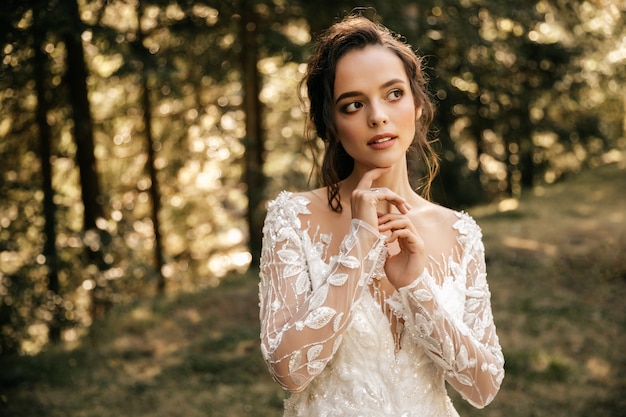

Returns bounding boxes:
[259,192,386,392]
[396,213,505,408]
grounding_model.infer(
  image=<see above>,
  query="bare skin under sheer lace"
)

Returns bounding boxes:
[259,191,504,416]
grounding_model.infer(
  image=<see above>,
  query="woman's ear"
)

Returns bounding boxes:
[416,105,423,120]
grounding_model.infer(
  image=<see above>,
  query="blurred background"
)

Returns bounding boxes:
[0,1,625,416]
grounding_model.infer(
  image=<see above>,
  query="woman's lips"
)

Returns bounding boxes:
[368,135,397,150]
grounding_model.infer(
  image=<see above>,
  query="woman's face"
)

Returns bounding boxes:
[332,44,421,172]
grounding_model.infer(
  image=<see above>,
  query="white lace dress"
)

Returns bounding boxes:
[259,192,504,417]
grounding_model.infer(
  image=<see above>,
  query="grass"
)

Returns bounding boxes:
[1,162,625,417]
[0,275,285,417]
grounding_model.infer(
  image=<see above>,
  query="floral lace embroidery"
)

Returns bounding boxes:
[259,191,504,412]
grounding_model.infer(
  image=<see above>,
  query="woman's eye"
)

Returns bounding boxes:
[344,102,363,113]
[387,89,404,101]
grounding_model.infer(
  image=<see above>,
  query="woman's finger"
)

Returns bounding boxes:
[355,167,391,190]
[378,213,416,231]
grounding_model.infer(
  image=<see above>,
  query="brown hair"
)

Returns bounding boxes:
[299,14,439,212]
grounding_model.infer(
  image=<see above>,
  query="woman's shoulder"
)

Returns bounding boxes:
[266,188,326,211]
[265,190,311,220]
[415,202,484,261]
[265,188,329,223]
[417,199,482,237]
[267,190,306,207]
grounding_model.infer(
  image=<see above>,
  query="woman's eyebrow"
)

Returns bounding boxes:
[334,78,407,104]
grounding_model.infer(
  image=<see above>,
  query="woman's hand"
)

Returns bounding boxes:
[351,168,425,288]
[351,168,411,228]
[378,212,426,289]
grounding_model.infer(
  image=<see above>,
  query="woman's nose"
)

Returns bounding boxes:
[368,101,388,127]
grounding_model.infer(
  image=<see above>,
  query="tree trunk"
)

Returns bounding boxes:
[33,8,61,343]
[63,0,110,317]
[141,74,166,292]
[137,0,166,292]
[240,1,266,268]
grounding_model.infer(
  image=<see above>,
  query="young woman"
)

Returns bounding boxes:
[259,14,504,417]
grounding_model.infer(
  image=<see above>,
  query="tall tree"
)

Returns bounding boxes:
[33,4,62,343]
[0,0,50,353]
[61,0,111,316]
[136,0,166,292]
[239,0,266,267]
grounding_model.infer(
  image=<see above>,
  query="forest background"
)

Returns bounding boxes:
[0,0,625,415]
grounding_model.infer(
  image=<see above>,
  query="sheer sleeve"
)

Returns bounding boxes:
[393,213,505,408]
[259,192,386,392]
